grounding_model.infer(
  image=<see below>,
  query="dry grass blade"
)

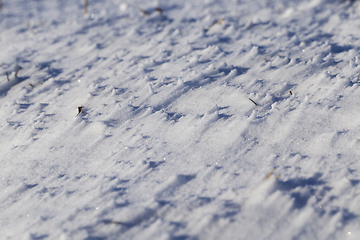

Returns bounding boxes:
[205,17,224,32]
[263,168,280,181]
[264,168,275,181]
[15,67,22,77]
[6,72,9,81]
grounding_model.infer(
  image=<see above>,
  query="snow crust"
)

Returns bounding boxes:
[1,0,360,239]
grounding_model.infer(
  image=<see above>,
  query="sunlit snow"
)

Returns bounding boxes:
[1,0,360,239]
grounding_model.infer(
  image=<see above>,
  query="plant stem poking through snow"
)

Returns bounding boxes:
[264,168,275,181]
[289,90,292,95]
[77,106,84,116]
[155,7,163,14]
[263,168,280,181]
[84,0,88,15]
[15,67,22,77]
[6,72,9,81]
[205,17,224,33]
[136,2,149,16]
[249,98,258,106]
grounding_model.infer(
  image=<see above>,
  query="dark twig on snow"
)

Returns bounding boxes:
[249,98,258,106]
[6,72,9,81]
[136,2,149,16]
[103,219,123,225]
[155,7,163,14]
[15,67,22,77]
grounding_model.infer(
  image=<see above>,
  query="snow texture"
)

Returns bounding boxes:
[1,0,360,239]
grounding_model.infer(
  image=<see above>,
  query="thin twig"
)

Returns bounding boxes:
[263,169,279,181]
[264,168,275,181]
[155,7,163,13]
[103,220,123,225]
[6,72,9,81]
[249,98,258,106]
[15,67,22,77]
[136,2,149,16]
[205,17,224,33]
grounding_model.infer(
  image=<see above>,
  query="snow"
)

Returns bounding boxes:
[1,0,360,239]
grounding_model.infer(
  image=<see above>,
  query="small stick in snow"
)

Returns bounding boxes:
[15,67,22,77]
[264,168,275,181]
[155,7,163,14]
[205,17,224,33]
[77,106,84,116]
[264,168,280,181]
[84,0,88,15]
[289,90,292,95]
[103,219,123,225]
[264,58,271,62]
[136,3,149,16]
[249,98,258,106]
[6,72,9,81]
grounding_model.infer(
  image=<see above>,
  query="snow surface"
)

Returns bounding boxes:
[2,0,360,239]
